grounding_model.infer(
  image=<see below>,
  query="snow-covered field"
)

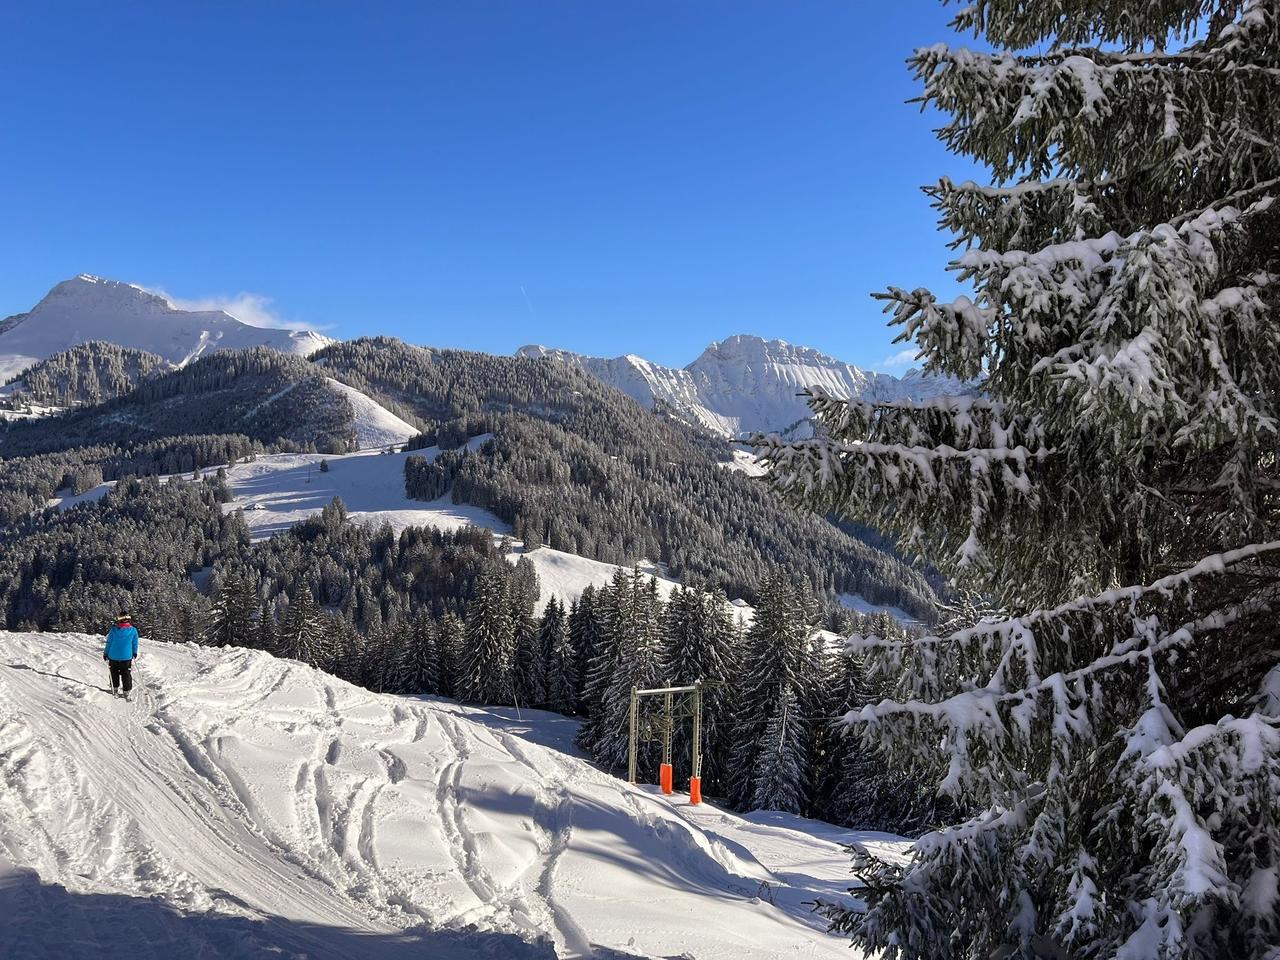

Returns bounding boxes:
[838,594,920,628]
[223,443,505,542]
[0,402,65,421]
[0,632,906,958]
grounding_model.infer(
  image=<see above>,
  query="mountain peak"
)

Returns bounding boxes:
[513,335,966,438]
[691,334,851,372]
[0,275,330,381]
[40,274,189,316]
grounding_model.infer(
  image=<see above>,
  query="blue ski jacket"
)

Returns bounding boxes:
[104,624,139,661]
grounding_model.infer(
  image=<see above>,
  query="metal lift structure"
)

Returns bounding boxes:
[627,683,703,804]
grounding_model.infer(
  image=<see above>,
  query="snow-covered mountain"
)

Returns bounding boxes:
[0,275,331,382]
[518,334,966,438]
[0,630,907,959]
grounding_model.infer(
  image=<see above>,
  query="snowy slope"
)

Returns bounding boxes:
[53,441,691,613]
[0,275,331,381]
[0,632,905,959]
[518,335,967,438]
[52,441,915,624]
[325,379,419,449]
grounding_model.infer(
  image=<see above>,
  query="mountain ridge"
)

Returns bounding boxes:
[0,275,331,381]
[518,334,965,438]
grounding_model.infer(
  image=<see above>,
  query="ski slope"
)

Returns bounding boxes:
[0,632,906,959]
[324,378,419,449]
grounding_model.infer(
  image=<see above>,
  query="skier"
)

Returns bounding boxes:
[103,613,139,700]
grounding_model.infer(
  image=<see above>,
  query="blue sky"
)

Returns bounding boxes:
[0,2,981,371]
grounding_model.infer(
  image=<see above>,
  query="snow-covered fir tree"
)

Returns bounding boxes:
[757,2,1280,956]
[820,635,954,836]
[435,611,464,699]
[509,557,545,708]
[256,601,278,654]
[576,574,627,753]
[459,570,514,704]
[749,684,807,814]
[568,585,602,712]
[205,572,258,647]
[395,617,440,694]
[540,597,576,714]
[727,571,819,810]
[582,569,665,771]
[277,586,327,666]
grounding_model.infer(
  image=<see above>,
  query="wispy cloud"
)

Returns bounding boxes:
[142,285,319,332]
[879,347,919,371]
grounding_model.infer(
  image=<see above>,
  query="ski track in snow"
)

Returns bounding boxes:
[0,632,907,959]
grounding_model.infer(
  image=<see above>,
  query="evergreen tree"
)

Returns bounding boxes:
[205,572,258,647]
[435,612,464,698]
[539,597,575,713]
[277,586,326,666]
[727,571,819,810]
[256,601,278,654]
[509,557,544,707]
[663,583,739,793]
[592,569,664,772]
[758,3,1280,955]
[459,571,514,704]
[576,574,626,753]
[749,685,806,814]
[396,617,440,694]
[568,586,602,712]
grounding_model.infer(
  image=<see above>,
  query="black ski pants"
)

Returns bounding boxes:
[108,658,133,693]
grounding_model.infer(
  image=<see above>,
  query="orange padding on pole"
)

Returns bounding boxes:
[660,763,673,795]
[689,776,701,805]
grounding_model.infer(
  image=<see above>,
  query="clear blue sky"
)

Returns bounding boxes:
[0,2,981,371]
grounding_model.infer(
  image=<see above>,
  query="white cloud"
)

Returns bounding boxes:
[142,285,315,331]
[879,347,919,371]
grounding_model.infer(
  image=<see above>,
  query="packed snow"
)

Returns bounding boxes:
[520,335,967,439]
[0,275,330,381]
[0,631,907,958]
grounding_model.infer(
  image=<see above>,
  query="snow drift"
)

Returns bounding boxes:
[0,632,904,959]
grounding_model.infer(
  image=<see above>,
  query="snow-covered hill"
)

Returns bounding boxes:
[0,275,331,382]
[0,631,905,959]
[519,335,966,439]
[53,437,916,624]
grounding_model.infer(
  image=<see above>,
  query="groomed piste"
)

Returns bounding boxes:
[0,631,907,959]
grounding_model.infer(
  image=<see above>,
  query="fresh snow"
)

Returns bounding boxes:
[722,446,769,478]
[519,335,967,439]
[0,631,906,958]
[325,379,419,449]
[0,401,66,421]
[838,593,922,627]
[0,275,330,381]
[509,548,683,615]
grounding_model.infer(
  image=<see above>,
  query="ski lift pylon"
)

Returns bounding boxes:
[627,683,703,804]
